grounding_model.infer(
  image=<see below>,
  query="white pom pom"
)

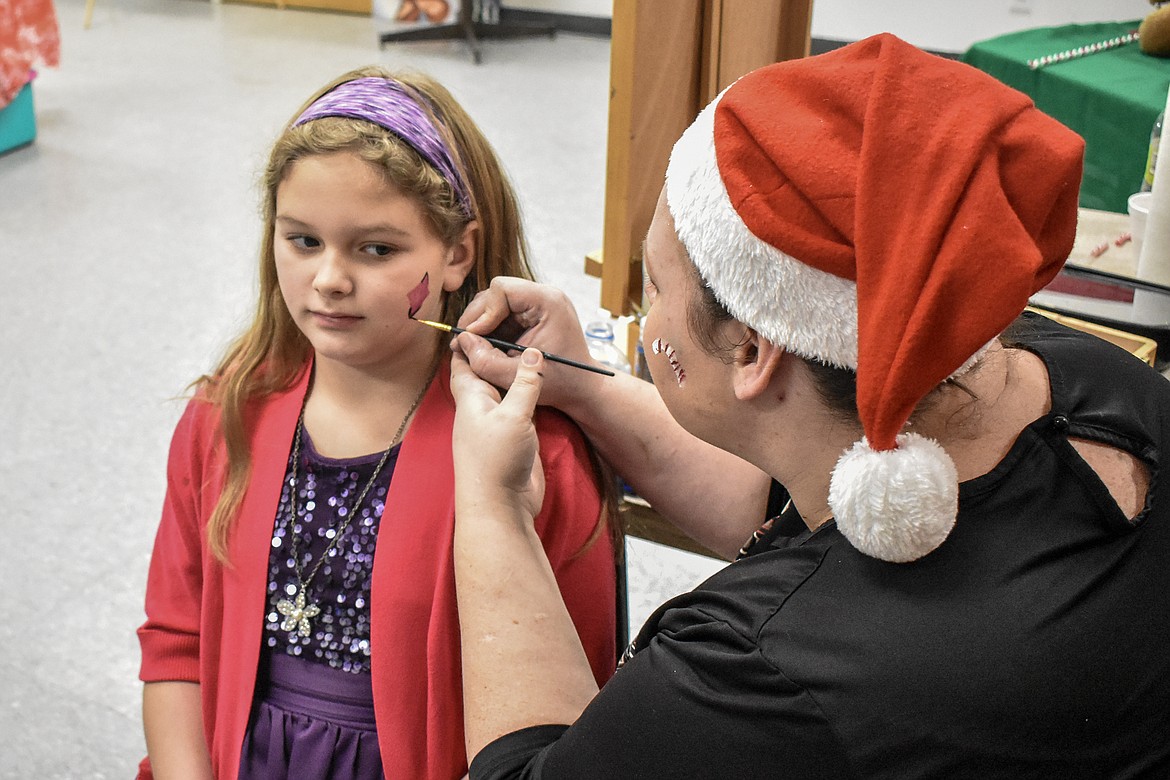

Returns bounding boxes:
[828,432,959,563]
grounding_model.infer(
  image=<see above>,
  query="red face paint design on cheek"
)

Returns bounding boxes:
[407,273,430,319]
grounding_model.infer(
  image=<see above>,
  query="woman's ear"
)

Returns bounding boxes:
[442,221,479,292]
[732,329,785,402]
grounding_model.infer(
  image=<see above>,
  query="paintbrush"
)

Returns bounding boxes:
[413,318,615,377]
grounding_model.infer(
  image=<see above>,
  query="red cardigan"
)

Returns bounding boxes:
[137,360,617,779]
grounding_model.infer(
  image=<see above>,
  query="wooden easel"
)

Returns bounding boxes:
[378,0,556,65]
[594,0,815,318]
[600,1,814,652]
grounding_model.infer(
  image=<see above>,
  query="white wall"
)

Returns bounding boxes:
[506,0,612,16]
[504,1,1148,54]
[811,0,1148,53]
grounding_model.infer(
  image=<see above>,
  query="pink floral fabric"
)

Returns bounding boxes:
[0,0,59,109]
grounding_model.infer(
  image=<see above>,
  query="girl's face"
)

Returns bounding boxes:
[274,151,475,375]
[640,190,734,445]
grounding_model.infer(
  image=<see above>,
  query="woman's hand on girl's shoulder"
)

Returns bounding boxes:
[450,347,547,523]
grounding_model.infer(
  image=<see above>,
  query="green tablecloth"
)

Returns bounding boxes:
[963,21,1170,213]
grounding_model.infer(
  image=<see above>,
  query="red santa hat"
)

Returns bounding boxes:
[666,33,1084,562]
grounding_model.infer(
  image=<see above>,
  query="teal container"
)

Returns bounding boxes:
[0,82,37,154]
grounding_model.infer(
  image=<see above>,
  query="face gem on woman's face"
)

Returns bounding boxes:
[651,338,686,386]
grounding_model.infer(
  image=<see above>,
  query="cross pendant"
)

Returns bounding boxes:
[276,587,321,637]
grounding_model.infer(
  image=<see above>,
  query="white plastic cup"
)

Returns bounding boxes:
[1128,191,1152,265]
[1129,190,1170,324]
[1129,191,1152,262]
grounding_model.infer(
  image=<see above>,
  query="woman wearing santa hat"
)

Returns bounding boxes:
[448,33,1170,778]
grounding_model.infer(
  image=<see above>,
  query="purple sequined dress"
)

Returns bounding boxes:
[238,427,398,780]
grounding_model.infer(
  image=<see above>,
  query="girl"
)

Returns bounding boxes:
[137,66,617,780]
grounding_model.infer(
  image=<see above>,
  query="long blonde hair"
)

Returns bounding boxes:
[199,66,535,562]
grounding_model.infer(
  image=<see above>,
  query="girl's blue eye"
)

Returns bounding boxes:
[363,244,396,258]
[290,235,320,250]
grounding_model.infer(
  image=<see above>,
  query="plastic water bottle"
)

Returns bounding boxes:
[584,318,637,499]
[584,319,631,375]
[633,339,653,384]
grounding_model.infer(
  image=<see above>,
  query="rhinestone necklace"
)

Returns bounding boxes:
[276,376,433,637]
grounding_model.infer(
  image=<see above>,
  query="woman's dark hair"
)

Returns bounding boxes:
[684,265,1004,426]
[686,274,860,422]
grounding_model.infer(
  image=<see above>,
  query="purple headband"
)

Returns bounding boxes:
[294,77,473,218]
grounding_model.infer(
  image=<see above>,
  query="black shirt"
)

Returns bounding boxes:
[471,313,1170,779]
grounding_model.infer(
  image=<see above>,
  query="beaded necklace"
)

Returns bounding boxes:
[276,377,432,637]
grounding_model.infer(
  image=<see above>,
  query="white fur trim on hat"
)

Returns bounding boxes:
[828,432,959,563]
[665,96,859,369]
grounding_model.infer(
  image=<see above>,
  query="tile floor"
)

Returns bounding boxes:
[0,2,722,776]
